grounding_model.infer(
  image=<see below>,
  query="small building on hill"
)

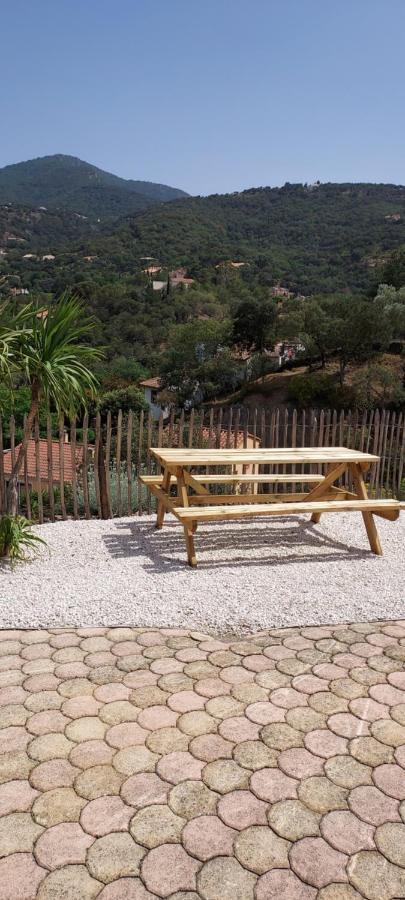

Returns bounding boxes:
[139,377,169,420]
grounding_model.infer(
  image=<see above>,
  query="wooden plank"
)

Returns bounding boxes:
[23,414,31,520]
[392,412,403,498]
[70,417,78,521]
[397,415,405,498]
[46,414,55,522]
[94,412,102,518]
[150,448,380,467]
[178,409,185,449]
[140,473,324,485]
[187,490,347,505]
[116,409,122,518]
[105,410,112,518]
[176,497,401,522]
[350,462,383,555]
[34,417,43,524]
[82,412,91,520]
[59,415,67,520]
[127,409,133,516]
[156,466,172,528]
[183,470,210,495]
[0,416,4,515]
[137,409,144,516]
[385,411,396,495]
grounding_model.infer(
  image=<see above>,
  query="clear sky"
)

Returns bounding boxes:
[2,0,404,195]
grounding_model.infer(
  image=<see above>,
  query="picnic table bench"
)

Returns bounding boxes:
[139,447,403,566]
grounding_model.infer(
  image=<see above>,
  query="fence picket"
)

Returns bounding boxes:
[82,413,90,519]
[34,418,43,524]
[70,417,78,520]
[47,414,55,522]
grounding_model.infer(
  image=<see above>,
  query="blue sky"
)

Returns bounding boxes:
[2,0,404,195]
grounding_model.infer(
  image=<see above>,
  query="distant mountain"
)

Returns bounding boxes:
[0,155,188,219]
[127,181,405,293]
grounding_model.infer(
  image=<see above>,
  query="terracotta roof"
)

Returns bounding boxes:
[2,440,87,483]
[140,377,162,389]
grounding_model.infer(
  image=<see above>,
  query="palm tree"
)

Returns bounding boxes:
[4,294,102,515]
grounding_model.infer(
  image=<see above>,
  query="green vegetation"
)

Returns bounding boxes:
[0,514,45,563]
[0,155,188,219]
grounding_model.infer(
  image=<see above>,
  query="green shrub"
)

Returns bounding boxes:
[0,515,46,564]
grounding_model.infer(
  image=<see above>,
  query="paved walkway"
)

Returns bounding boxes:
[0,621,404,899]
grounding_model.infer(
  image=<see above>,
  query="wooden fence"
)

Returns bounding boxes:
[0,406,404,522]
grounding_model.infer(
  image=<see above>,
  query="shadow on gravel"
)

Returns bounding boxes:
[102,517,371,573]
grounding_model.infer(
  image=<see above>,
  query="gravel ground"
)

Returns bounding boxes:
[0,512,404,631]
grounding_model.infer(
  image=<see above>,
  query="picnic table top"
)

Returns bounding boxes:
[150,446,380,467]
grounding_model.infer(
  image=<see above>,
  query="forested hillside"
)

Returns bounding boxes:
[0,155,188,219]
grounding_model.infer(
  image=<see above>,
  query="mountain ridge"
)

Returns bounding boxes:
[0,154,189,219]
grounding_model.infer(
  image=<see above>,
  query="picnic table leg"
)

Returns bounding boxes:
[350,463,383,556]
[156,467,171,529]
[177,468,198,565]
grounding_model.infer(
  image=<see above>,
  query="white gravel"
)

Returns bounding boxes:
[0,513,404,632]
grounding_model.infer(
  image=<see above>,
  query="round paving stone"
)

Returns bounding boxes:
[30,758,80,791]
[219,716,260,743]
[328,714,369,739]
[392,704,405,726]
[130,804,184,848]
[0,704,28,728]
[347,850,405,900]
[255,671,289,690]
[178,711,218,737]
[189,734,233,762]
[87,832,145,883]
[138,706,178,730]
[0,852,46,900]
[99,701,140,725]
[202,759,249,793]
[321,810,375,854]
[141,844,200,896]
[305,729,348,758]
[70,739,115,770]
[147,727,189,755]
[66,716,107,743]
[324,755,372,788]
[349,736,393,766]
[182,814,235,860]
[375,821,405,866]
[373,763,405,799]
[106,722,149,750]
[37,864,102,899]
[168,780,218,819]
[286,706,327,732]
[74,765,124,800]
[268,799,320,840]
[309,693,348,716]
[158,674,194,693]
[217,790,268,829]
[28,732,74,762]
[32,787,87,826]
[121,773,169,807]
[290,836,348,888]
[204,697,244,719]
[255,869,317,900]
[197,856,256,900]
[0,751,33,784]
[57,677,95,698]
[113,747,159,776]
[234,824,290,874]
[35,822,94,869]
[232,740,278,770]
[25,691,63,712]
[0,812,43,856]
[98,877,155,898]
[231,683,267,704]
[250,768,298,802]
[94,684,131,703]
[349,698,389,722]
[156,751,203,784]
[317,887,364,900]
[297,777,348,813]
[130,687,169,708]
[261,722,304,750]
[26,710,70,736]
[0,779,38,816]
[167,692,205,714]
[278,747,324,779]
[348,786,400,825]
[81,796,133,835]
[371,718,405,747]
[244,701,285,725]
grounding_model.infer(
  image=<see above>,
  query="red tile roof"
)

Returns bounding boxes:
[140,377,162,389]
[2,440,87,483]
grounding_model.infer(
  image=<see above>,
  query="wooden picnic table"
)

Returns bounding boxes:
[140,447,403,566]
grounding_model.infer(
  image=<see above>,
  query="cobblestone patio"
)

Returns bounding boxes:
[0,620,404,899]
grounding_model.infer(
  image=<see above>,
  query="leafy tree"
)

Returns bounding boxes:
[96,385,148,418]
[1,295,102,514]
[232,297,277,351]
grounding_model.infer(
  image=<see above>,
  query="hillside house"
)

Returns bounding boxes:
[169,268,195,288]
[139,377,169,420]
